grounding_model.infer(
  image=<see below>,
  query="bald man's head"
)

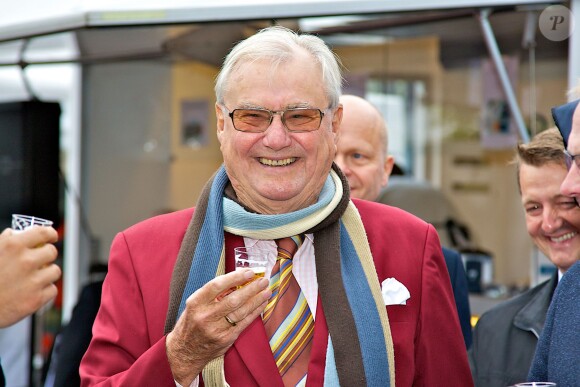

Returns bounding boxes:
[335,95,394,201]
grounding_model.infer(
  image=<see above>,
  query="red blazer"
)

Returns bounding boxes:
[80,199,473,386]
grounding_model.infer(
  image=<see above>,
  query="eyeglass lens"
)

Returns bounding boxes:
[232,108,323,132]
[564,150,580,171]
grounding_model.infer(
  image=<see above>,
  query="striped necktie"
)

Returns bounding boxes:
[263,235,314,386]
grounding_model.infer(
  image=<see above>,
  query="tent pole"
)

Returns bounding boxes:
[479,8,530,143]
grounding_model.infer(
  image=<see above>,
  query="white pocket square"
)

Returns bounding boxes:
[381,278,411,305]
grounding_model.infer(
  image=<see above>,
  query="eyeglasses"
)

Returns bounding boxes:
[221,106,326,133]
[563,150,580,171]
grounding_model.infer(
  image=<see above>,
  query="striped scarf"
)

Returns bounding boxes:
[164,164,395,386]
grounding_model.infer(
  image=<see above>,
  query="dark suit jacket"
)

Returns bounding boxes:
[528,261,580,385]
[469,273,558,387]
[442,247,473,349]
[45,280,104,387]
[80,201,472,386]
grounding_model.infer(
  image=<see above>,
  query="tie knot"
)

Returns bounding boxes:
[275,235,304,260]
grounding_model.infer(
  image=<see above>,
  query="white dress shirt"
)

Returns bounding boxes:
[245,234,318,316]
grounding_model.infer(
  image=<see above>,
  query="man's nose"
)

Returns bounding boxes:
[262,115,291,149]
[560,167,580,200]
[542,207,563,232]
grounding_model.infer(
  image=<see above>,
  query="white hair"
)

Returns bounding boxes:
[215,26,343,108]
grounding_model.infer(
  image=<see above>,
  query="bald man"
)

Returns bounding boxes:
[334,95,394,201]
[335,94,473,348]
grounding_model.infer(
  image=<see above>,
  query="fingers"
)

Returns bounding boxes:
[182,270,271,331]
[40,283,58,307]
[25,265,61,315]
[225,299,269,331]
[38,262,62,286]
[217,277,271,329]
[18,226,59,247]
[33,243,59,266]
[167,271,272,384]
[7,226,59,266]
[201,269,258,302]
[0,228,11,238]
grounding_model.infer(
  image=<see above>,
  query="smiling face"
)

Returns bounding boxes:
[216,51,342,214]
[335,95,394,201]
[520,161,580,272]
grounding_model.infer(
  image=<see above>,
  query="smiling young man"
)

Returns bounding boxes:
[80,26,472,386]
[469,128,580,387]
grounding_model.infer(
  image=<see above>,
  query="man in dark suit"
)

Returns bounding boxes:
[80,27,472,386]
[43,264,106,387]
[469,128,580,386]
[528,260,580,385]
[335,94,473,349]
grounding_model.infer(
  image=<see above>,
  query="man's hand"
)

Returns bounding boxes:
[0,226,60,328]
[166,269,271,386]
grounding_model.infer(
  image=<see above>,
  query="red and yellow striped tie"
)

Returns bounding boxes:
[263,235,314,386]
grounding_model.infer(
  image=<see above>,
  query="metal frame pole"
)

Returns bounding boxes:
[479,8,530,143]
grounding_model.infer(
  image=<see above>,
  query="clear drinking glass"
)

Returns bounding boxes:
[510,383,557,387]
[234,246,271,288]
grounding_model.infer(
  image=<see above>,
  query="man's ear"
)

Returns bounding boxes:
[216,103,225,143]
[382,155,395,187]
[331,104,343,142]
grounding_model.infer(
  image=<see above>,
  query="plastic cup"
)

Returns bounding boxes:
[234,246,271,288]
[12,214,53,233]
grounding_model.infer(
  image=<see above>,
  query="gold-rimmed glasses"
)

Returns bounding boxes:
[221,105,327,133]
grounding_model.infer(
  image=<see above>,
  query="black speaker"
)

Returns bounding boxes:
[0,101,61,231]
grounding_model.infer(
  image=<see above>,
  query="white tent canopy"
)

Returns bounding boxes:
[0,0,567,42]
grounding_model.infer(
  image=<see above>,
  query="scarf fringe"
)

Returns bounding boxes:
[201,357,229,387]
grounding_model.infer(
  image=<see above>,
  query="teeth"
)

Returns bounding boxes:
[259,157,296,167]
[551,232,577,243]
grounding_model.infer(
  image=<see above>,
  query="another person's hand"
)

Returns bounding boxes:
[166,269,271,386]
[0,226,60,328]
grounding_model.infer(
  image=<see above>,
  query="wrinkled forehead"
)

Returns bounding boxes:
[225,55,328,106]
[230,48,316,78]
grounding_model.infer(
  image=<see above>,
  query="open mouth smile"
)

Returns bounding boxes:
[258,157,297,167]
[550,231,577,243]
